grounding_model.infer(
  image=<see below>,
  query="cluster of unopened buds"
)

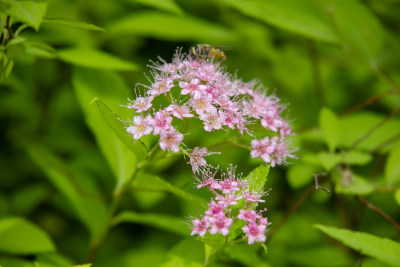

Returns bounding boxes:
[190,166,270,245]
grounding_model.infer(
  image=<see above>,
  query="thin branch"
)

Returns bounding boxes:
[314,173,330,193]
[347,106,400,152]
[357,196,400,231]
[3,15,14,46]
[369,132,400,154]
[340,90,395,117]
[268,184,315,239]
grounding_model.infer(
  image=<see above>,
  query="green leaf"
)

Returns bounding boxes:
[73,68,140,193]
[319,107,341,153]
[244,164,270,191]
[133,172,207,208]
[385,146,400,186]
[315,224,400,266]
[125,0,184,15]
[395,189,400,206]
[334,173,374,195]
[71,264,92,267]
[287,163,317,189]
[0,0,47,30]
[112,211,189,236]
[23,41,57,58]
[106,11,234,43]
[42,18,104,31]
[317,152,341,171]
[341,150,372,166]
[95,99,148,161]
[319,0,385,61]
[217,0,338,43]
[0,217,54,254]
[25,143,108,241]
[58,48,138,70]
[0,52,13,83]
[161,239,204,267]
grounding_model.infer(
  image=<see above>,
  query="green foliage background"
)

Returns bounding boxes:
[1,0,400,266]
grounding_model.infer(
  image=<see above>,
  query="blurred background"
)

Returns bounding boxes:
[1,0,400,266]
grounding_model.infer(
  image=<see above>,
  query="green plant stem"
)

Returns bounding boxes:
[84,170,138,263]
[203,237,229,267]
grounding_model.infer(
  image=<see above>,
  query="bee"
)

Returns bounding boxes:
[190,44,228,60]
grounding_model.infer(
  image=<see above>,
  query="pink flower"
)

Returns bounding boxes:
[151,110,173,135]
[127,96,154,113]
[209,213,233,236]
[250,137,277,164]
[189,147,217,173]
[242,222,267,244]
[205,200,227,216]
[199,110,224,132]
[215,193,242,206]
[166,104,194,119]
[194,166,219,189]
[238,209,258,222]
[159,128,183,153]
[191,217,210,237]
[126,115,153,140]
[149,77,174,96]
[260,109,283,132]
[213,166,241,194]
[241,190,266,204]
[179,78,206,98]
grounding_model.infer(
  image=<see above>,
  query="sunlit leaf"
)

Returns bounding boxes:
[0,0,47,30]
[95,99,148,161]
[161,239,204,267]
[112,211,189,236]
[106,11,234,43]
[58,48,138,70]
[125,0,184,15]
[73,68,140,193]
[244,164,269,191]
[385,146,400,186]
[334,173,374,195]
[319,107,341,153]
[317,152,341,171]
[217,0,339,43]
[341,150,372,166]
[315,224,400,266]
[395,189,400,206]
[42,18,104,31]
[0,217,54,254]
[133,172,207,208]
[287,163,317,189]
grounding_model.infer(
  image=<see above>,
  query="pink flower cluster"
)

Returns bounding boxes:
[190,166,270,245]
[124,48,295,169]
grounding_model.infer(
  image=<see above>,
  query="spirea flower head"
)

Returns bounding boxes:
[190,165,271,245]
[124,48,295,171]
